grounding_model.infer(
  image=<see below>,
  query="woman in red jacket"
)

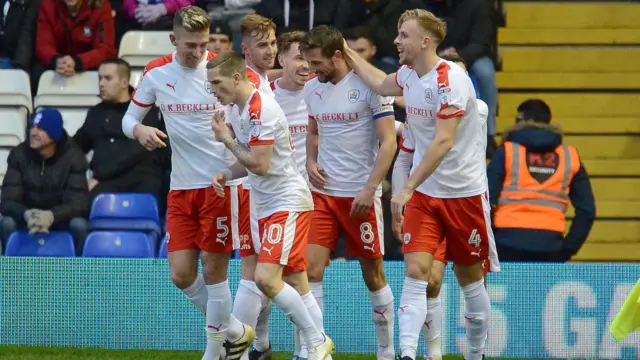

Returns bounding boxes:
[35,0,116,79]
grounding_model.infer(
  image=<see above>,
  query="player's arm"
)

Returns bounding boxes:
[342,44,402,97]
[306,115,319,164]
[122,70,167,149]
[222,139,273,176]
[365,101,397,192]
[403,108,461,192]
[306,114,327,189]
[392,120,415,195]
[221,160,249,180]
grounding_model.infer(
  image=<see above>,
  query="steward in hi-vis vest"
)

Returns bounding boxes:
[487,99,595,262]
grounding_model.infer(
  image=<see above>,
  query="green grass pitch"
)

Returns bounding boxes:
[0,346,536,359]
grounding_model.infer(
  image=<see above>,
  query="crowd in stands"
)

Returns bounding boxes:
[3,0,592,262]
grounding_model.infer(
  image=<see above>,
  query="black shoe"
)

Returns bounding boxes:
[248,345,272,360]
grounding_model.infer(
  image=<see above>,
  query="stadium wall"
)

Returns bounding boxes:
[0,259,638,359]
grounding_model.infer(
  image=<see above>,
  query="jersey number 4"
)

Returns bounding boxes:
[468,229,482,247]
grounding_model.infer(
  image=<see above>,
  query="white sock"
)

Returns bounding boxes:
[302,292,325,333]
[272,283,325,347]
[203,281,232,360]
[463,278,490,360]
[423,295,442,358]
[398,277,428,359]
[232,280,264,360]
[253,295,272,352]
[370,285,395,360]
[182,274,208,314]
[309,282,324,313]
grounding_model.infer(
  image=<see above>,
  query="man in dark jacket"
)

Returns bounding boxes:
[0,0,42,70]
[487,99,596,262]
[0,108,90,253]
[73,58,165,204]
[426,0,498,158]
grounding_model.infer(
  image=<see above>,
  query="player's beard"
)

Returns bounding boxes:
[316,67,335,83]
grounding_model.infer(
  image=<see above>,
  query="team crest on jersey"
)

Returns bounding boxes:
[204,80,213,94]
[403,233,411,244]
[424,88,434,104]
[348,89,360,103]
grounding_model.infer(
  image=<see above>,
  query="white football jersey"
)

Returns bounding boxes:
[227,89,313,219]
[239,65,274,190]
[132,51,234,190]
[303,71,395,197]
[397,60,487,198]
[271,79,309,182]
[247,65,274,97]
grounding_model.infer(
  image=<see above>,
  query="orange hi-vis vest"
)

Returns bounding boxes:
[493,142,581,233]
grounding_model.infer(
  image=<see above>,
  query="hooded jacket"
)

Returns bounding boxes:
[0,131,90,226]
[487,121,596,259]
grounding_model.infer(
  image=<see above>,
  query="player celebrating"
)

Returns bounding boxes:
[344,9,500,360]
[122,7,254,360]
[268,30,312,360]
[207,51,334,360]
[391,53,495,360]
[241,14,277,96]
[299,25,398,360]
[226,13,279,360]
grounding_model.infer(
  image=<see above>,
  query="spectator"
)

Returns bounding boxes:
[487,99,596,262]
[207,20,233,53]
[255,0,344,33]
[34,0,116,91]
[427,0,498,157]
[339,0,416,65]
[73,59,166,204]
[0,109,90,254]
[344,26,396,74]
[0,0,41,70]
[121,0,193,31]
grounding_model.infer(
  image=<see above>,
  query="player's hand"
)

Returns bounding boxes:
[211,110,232,144]
[391,211,404,241]
[133,124,167,151]
[391,187,413,221]
[306,160,327,190]
[211,172,227,198]
[350,185,375,218]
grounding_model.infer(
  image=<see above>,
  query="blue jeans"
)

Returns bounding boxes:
[469,56,498,136]
[0,58,13,69]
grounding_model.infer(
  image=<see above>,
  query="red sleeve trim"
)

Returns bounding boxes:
[249,138,275,146]
[398,137,415,153]
[131,97,153,108]
[437,110,465,120]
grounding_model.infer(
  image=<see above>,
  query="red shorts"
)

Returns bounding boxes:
[403,192,492,267]
[230,184,255,257]
[257,211,310,275]
[308,192,384,260]
[166,187,233,253]
[433,240,491,276]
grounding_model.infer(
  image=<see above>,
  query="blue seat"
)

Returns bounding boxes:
[157,234,168,258]
[89,193,161,237]
[4,231,75,257]
[82,231,155,258]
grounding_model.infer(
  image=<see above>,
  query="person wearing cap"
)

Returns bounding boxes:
[207,20,233,54]
[0,108,91,254]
